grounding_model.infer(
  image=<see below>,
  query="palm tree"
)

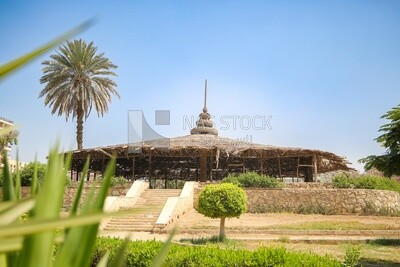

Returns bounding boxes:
[39,39,119,150]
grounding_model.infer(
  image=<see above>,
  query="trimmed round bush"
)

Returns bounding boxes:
[198,183,247,239]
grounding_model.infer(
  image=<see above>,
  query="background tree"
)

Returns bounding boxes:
[39,39,119,150]
[359,104,400,177]
[0,126,18,170]
[0,128,18,155]
[197,183,247,240]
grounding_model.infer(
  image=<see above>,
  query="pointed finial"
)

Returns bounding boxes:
[203,79,208,112]
[190,79,218,135]
[204,79,207,109]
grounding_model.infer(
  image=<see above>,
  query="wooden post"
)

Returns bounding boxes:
[313,154,318,182]
[295,157,300,182]
[131,157,135,180]
[101,157,105,177]
[260,158,264,175]
[199,155,207,182]
[278,158,282,180]
[196,158,199,180]
[209,156,213,181]
[149,154,152,188]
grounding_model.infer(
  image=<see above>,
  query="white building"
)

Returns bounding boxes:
[0,117,25,171]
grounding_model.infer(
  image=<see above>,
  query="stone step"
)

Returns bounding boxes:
[138,196,178,200]
[108,217,158,222]
[103,188,181,232]
[144,189,181,192]
[104,226,154,232]
[107,221,156,226]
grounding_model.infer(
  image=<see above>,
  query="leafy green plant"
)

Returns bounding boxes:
[0,22,134,266]
[222,171,283,188]
[332,174,353,188]
[359,104,400,177]
[343,246,361,267]
[92,238,342,267]
[0,147,124,267]
[332,174,400,193]
[18,162,46,186]
[198,183,247,240]
[111,176,128,187]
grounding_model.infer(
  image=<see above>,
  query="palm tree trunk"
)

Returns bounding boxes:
[76,109,83,150]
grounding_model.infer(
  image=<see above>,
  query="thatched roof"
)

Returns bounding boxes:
[69,134,352,172]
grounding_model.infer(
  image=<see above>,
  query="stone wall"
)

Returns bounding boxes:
[316,170,356,182]
[194,188,400,215]
[1,186,130,211]
[284,182,334,189]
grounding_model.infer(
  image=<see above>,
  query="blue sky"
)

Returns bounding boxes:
[0,1,399,171]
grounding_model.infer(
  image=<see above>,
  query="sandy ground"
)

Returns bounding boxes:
[100,210,400,242]
[165,209,400,231]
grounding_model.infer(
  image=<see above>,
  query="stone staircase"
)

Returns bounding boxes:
[103,189,181,232]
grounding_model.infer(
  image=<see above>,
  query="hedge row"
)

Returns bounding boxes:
[332,174,400,193]
[92,237,341,267]
[221,171,284,188]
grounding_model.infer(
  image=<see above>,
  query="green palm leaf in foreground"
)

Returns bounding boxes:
[0,145,125,267]
[0,20,94,80]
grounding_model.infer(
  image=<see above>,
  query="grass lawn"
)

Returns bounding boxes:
[191,220,400,231]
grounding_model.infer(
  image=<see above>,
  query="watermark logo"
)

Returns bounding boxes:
[128,110,171,153]
[128,110,272,153]
[182,115,272,131]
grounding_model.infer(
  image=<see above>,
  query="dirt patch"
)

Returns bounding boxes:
[166,209,400,233]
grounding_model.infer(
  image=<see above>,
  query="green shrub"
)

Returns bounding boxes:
[19,161,47,186]
[343,246,361,267]
[222,171,283,188]
[332,174,400,193]
[332,174,353,188]
[220,173,241,186]
[92,237,342,267]
[111,176,128,187]
[198,183,247,239]
[0,161,66,187]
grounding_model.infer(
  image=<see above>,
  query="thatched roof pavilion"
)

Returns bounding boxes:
[69,82,352,185]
